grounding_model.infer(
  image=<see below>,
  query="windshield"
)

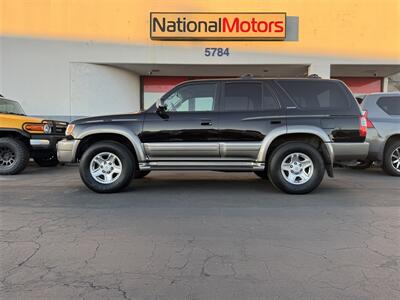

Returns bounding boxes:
[0,98,25,115]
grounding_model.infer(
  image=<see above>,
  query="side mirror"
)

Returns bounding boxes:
[156,98,169,119]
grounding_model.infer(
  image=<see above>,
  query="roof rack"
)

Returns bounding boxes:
[307,74,321,79]
[240,73,254,79]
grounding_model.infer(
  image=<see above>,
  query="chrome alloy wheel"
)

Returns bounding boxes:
[391,146,400,172]
[0,146,16,168]
[90,152,122,184]
[281,152,314,185]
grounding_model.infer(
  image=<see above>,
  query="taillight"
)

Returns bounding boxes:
[364,111,375,128]
[359,112,368,137]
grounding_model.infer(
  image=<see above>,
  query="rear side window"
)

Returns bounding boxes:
[222,82,279,111]
[377,96,400,115]
[277,80,352,111]
[222,82,262,112]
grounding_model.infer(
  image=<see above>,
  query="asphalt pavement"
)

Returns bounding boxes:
[0,164,399,299]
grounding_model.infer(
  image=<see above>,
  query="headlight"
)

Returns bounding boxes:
[43,123,52,134]
[65,124,75,136]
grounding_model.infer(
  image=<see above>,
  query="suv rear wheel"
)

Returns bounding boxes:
[79,141,135,193]
[383,140,400,176]
[0,137,30,175]
[268,142,325,194]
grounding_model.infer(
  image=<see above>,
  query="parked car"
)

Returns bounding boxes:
[0,96,68,174]
[356,92,400,176]
[57,78,369,194]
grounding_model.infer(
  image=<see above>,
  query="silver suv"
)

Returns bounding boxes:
[360,92,400,176]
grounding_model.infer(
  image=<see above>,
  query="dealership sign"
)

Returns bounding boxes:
[150,12,286,41]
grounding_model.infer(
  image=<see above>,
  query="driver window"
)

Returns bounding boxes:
[163,83,217,112]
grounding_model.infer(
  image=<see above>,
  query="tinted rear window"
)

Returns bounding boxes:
[377,96,400,115]
[277,80,353,111]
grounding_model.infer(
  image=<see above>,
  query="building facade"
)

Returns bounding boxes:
[1,0,399,121]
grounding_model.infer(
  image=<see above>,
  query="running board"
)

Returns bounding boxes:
[139,161,265,171]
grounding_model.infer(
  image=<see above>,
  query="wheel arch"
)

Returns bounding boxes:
[0,129,30,147]
[383,134,400,157]
[257,126,334,177]
[75,129,145,163]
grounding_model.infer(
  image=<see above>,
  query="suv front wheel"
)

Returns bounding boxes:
[268,142,325,194]
[79,141,135,193]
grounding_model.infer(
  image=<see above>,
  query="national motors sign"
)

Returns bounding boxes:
[150,12,286,41]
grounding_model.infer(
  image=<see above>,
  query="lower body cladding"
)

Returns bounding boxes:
[141,142,264,171]
[57,139,369,170]
[139,142,369,171]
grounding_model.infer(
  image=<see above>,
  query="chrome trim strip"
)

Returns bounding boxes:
[242,115,330,121]
[139,161,265,171]
[242,116,286,121]
[111,119,139,122]
[30,139,50,146]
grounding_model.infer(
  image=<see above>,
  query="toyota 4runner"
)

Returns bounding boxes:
[57,78,369,194]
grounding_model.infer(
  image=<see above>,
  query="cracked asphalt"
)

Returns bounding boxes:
[0,164,399,300]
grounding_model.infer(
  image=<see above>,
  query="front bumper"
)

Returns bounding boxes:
[57,138,80,163]
[330,142,369,162]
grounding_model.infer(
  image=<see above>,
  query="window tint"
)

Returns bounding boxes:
[278,80,351,111]
[163,83,216,112]
[263,84,280,110]
[377,96,400,115]
[223,82,262,112]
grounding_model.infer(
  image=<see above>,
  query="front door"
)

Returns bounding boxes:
[141,82,220,160]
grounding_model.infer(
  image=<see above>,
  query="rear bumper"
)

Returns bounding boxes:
[330,142,369,162]
[56,139,80,163]
[366,128,385,161]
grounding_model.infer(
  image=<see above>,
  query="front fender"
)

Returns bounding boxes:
[73,124,146,162]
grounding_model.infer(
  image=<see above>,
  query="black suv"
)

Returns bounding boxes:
[57,78,369,194]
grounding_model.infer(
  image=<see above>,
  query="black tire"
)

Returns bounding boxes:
[134,170,151,179]
[34,155,59,167]
[267,142,325,194]
[79,141,135,193]
[349,160,373,170]
[254,170,268,179]
[382,140,400,176]
[0,137,30,175]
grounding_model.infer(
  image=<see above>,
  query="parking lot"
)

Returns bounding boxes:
[0,164,399,299]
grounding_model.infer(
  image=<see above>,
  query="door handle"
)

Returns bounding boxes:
[270,120,282,124]
[201,121,212,126]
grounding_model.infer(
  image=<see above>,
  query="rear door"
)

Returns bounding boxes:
[218,80,286,160]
